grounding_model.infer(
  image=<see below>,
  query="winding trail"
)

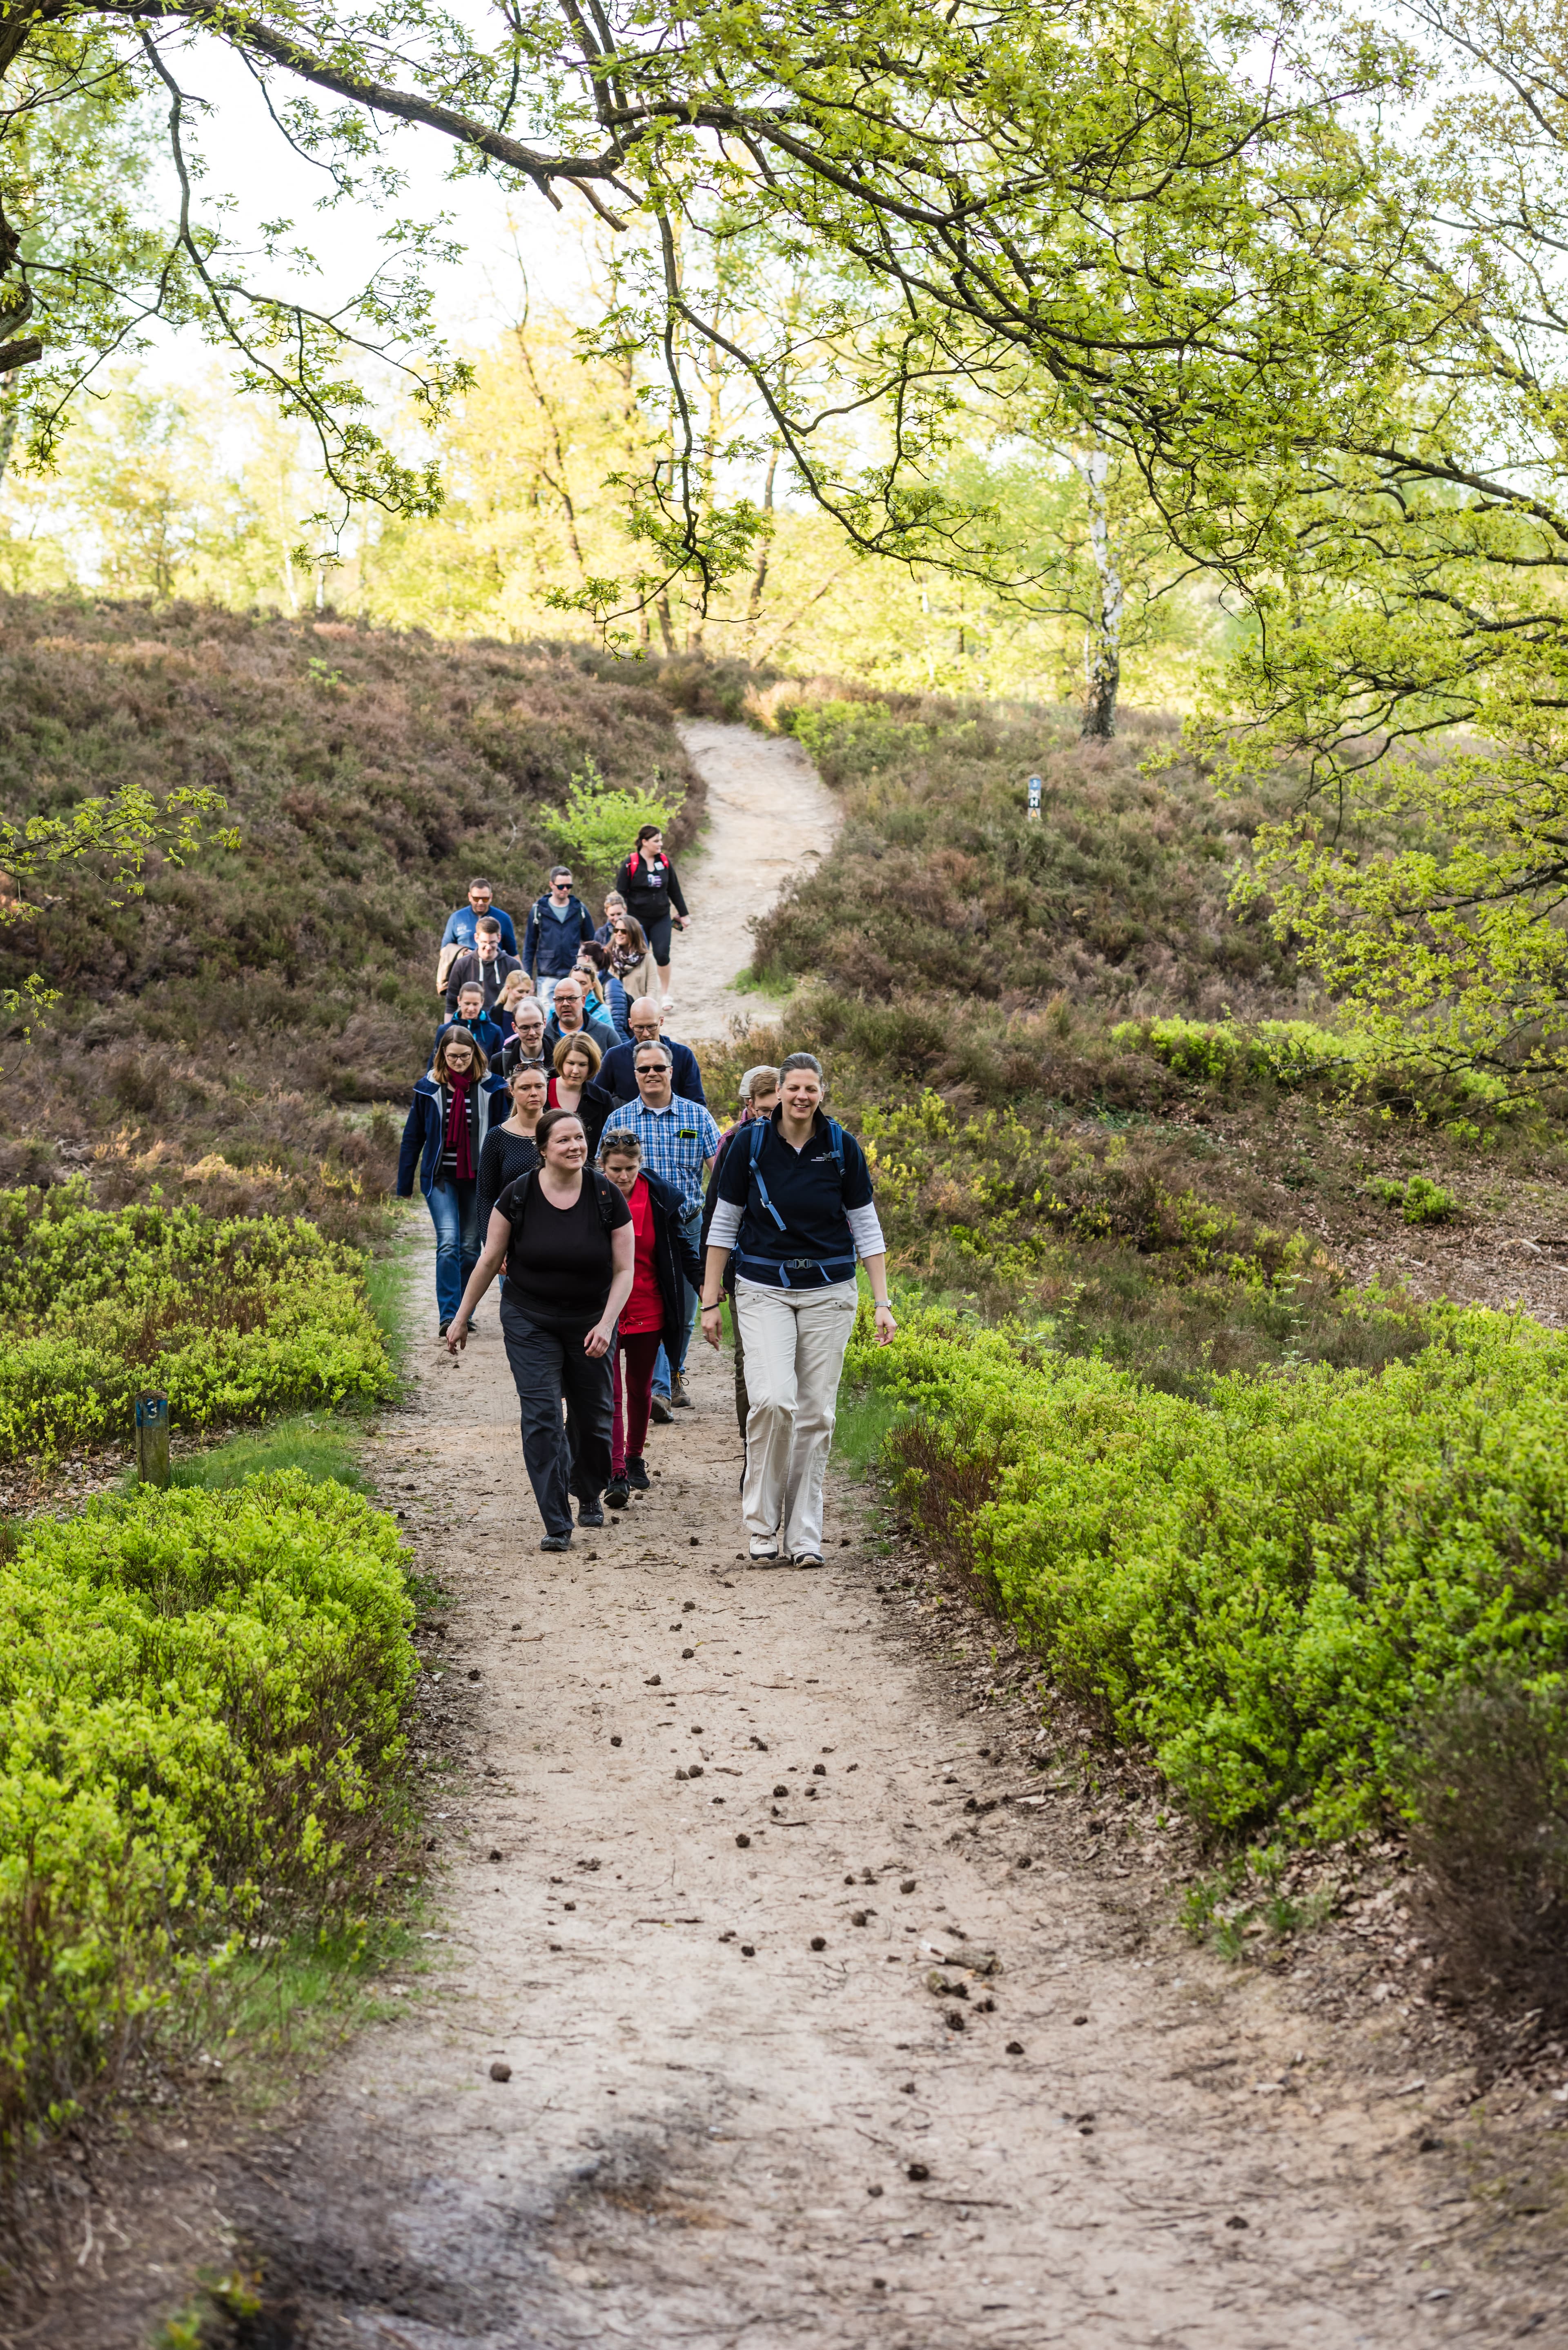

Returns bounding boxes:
[30,725,1556,2347]
[663,718,838,1043]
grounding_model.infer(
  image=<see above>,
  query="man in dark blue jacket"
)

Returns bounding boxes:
[523,866,595,1008]
[599,997,707,1107]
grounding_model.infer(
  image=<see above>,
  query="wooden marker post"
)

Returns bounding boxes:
[134,1390,170,1488]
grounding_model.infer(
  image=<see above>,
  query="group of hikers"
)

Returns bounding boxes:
[395,837,897,1563]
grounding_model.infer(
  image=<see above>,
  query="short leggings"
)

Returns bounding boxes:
[642,910,673,966]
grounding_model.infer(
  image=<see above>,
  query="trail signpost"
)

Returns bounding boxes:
[135,1390,170,1488]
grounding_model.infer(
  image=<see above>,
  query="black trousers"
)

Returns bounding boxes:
[500,1299,613,1535]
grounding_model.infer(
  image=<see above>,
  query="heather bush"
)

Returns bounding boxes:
[848,1306,1568,1844]
[0,1473,415,2155]
[1400,1677,1568,2015]
[0,598,705,1233]
[0,1184,391,1459]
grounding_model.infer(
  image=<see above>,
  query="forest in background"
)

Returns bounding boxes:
[0,337,1221,712]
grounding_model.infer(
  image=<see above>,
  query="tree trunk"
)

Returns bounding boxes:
[1074,437,1123,740]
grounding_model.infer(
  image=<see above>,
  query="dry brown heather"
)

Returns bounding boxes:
[0,598,705,1235]
[710,682,1568,1378]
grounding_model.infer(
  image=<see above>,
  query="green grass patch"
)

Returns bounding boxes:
[171,1413,368,1492]
[0,1182,393,1462]
[833,1385,906,1478]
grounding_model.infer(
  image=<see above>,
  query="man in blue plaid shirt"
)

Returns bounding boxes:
[613,1040,721,1416]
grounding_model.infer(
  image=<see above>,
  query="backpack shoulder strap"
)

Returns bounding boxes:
[747,1116,786,1231]
[592,1171,620,1232]
[824,1117,846,1175]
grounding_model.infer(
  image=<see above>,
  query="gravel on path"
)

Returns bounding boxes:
[210,1307,1514,2346]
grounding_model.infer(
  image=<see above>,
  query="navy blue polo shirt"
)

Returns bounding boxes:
[713,1108,874,1270]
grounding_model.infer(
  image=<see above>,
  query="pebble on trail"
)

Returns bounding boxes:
[489,2062,512,2083]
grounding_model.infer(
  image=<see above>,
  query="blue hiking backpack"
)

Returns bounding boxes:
[735,1115,856,1289]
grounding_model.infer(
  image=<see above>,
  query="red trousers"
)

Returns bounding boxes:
[611,1328,663,1472]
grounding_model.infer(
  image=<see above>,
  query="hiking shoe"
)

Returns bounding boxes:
[792,1550,825,1569]
[650,1392,674,1425]
[626,1456,651,1490]
[605,1478,630,1509]
[438,1320,450,1337]
[749,1536,781,1563]
[540,1531,572,1552]
[670,1373,693,1410]
[577,1500,606,1528]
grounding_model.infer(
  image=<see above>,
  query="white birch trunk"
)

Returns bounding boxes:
[1071,437,1123,739]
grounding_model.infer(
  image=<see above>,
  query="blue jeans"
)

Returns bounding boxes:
[427,1177,481,1326]
[653,1199,701,1397]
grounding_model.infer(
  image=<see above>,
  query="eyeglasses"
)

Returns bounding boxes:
[630,1023,661,1037]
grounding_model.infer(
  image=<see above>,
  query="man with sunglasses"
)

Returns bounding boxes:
[523,864,595,1011]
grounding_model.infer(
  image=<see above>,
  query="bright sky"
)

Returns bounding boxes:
[146,22,609,390]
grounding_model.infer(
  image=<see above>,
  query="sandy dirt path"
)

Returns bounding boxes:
[215,1333,1531,2348]
[662,718,838,1043]
[22,725,1555,2348]
[200,725,1541,2350]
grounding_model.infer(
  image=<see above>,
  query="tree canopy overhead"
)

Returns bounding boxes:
[1,0,1414,585]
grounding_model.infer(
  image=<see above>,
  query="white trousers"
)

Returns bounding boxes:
[735,1280,858,1555]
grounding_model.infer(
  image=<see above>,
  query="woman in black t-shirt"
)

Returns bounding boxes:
[476,1062,548,1234]
[446,1108,633,1551]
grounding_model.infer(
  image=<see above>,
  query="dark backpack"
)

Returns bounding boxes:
[737,1116,855,1289]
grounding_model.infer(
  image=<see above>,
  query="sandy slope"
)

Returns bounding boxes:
[661,718,838,1045]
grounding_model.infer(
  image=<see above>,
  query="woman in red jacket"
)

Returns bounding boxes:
[614,824,690,1009]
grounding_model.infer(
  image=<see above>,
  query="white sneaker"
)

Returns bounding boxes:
[749,1536,780,1563]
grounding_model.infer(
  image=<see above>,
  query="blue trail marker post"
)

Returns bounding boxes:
[1027,773,1042,821]
[135,1389,170,1488]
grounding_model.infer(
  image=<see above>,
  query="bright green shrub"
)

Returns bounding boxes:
[849,1306,1568,1843]
[541,754,682,879]
[1364,1173,1460,1224]
[0,1472,414,2154]
[0,1184,392,1460]
[1111,1014,1361,1089]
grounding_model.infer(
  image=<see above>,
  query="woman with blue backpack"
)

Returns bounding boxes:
[699,1052,897,1567]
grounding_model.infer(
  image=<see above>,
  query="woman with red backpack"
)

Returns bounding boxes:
[614,824,690,1009]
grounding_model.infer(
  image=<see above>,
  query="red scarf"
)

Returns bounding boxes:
[445,1075,475,1180]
